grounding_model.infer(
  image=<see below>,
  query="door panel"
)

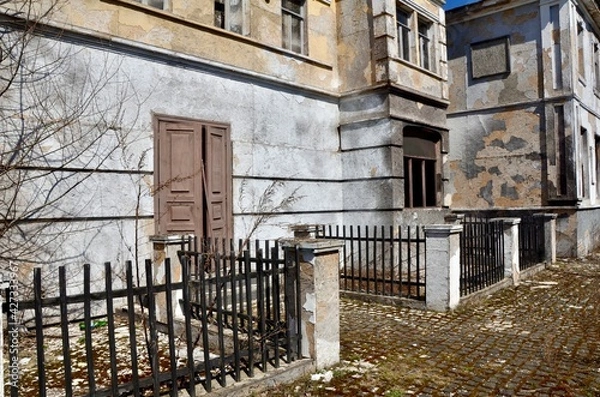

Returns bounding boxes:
[205,125,231,239]
[155,117,231,239]
[156,119,204,237]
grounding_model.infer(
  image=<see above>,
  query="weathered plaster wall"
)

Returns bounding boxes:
[447,2,544,209]
[29,0,337,93]
[19,34,342,266]
[448,107,544,208]
[337,0,447,100]
[336,0,373,92]
[447,2,541,113]
[339,87,450,226]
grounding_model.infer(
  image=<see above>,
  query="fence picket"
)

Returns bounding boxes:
[58,266,73,397]
[179,255,196,397]
[164,258,179,396]
[215,252,227,387]
[125,261,141,397]
[271,245,281,368]
[257,250,268,371]
[459,215,505,296]
[318,224,426,301]
[83,264,96,395]
[33,268,46,397]
[199,251,213,392]
[6,240,300,397]
[230,250,242,381]
[104,262,119,396]
[243,250,255,377]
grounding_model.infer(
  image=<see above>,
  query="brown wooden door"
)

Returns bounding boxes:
[205,124,231,239]
[155,116,231,239]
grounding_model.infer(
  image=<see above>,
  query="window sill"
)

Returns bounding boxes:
[390,56,443,80]
[101,0,333,70]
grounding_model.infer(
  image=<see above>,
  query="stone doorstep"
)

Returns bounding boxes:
[184,359,315,397]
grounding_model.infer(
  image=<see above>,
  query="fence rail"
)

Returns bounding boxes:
[3,240,301,397]
[459,215,505,296]
[519,215,545,270]
[317,225,426,301]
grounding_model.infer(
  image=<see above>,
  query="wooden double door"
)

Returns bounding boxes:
[154,115,232,240]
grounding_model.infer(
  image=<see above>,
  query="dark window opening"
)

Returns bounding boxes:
[404,128,440,208]
[215,0,225,29]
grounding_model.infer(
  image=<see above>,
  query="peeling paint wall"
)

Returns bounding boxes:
[29,0,338,92]
[337,0,450,226]
[447,1,548,209]
[5,0,450,269]
[447,0,600,256]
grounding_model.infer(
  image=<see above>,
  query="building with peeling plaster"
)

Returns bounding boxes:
[446,0,600,257]
[1,0,448,266]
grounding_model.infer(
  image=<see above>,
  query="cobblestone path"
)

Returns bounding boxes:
[262,257,600,396]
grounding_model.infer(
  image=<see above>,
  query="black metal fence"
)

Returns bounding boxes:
[459,215,505,296]
[519,215,546,270]
[4,240,301,397]
[317,225,426,301]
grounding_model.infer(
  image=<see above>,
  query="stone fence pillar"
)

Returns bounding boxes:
[424,224,463,312]
[282,226,343,369]
[493,218,521,285]
[534,213,558,264]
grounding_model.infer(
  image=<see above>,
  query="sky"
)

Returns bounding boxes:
[444,0,480,11]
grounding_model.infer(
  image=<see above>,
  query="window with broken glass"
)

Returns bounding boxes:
[418,18,432,71]
[403,129,440,208]
[282,0,306,54]
[397,8,411,62]
[214,0,244,34]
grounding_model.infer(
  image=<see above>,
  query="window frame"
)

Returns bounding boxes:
[396,8,412,62]
[470,36,511,80]
[282,0,307,55]
[133,0,168,10]
[577,19,586,80]
[417,17,433,71]
[403,128,442,209]
[214,0,246,35]
[594,41,600,92]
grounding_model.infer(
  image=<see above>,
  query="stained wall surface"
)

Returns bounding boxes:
[446,0,600,256]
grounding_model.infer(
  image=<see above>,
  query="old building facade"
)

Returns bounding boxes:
[1,0,448,265]
[447,0,600,257]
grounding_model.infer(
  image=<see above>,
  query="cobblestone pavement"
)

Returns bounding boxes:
[262,256,600,396]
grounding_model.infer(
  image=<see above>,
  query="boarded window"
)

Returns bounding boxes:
[403,128,441,208]
[154,116,232,239]
[471,36,510,79]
